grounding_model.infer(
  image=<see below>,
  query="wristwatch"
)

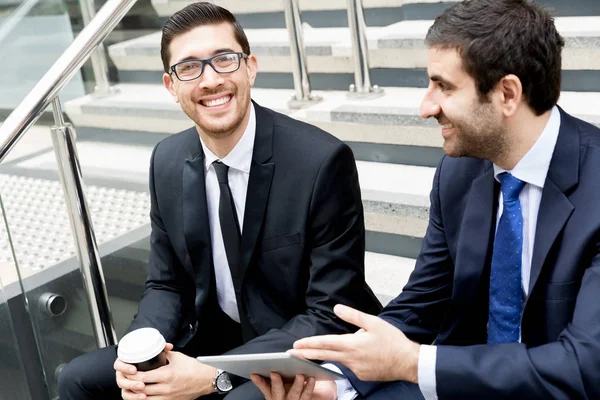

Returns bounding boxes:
[214,368,233,394]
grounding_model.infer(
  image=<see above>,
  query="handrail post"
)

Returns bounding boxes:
[283,0,322,109]
[50,97,117,348]
[346,0,383,99]
[78,0,118,97]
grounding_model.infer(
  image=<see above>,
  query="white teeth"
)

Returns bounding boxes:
[442,124,454,129]
[203,96,231,107]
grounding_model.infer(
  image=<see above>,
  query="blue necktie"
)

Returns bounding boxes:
[488,172,526,344]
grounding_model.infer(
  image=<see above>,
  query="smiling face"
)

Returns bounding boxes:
[163,22,258,139]
[420,47,508,161]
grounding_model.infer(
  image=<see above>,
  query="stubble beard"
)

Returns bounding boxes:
[446,100,508,162]
[184,86,250,139]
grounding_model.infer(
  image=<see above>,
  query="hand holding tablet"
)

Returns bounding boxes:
[195,352,344,381]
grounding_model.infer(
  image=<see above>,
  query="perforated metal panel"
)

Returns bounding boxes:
[0,174,150,271]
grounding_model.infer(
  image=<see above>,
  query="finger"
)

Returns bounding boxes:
[116,371,146,392]
[287,375,306,399]
[293,334,354,352]
[114,359,137,375]
[289,349,347,365]
[135,367,167,383]
[286,349,306,360]
[300,377,315,400]
[122,371,148,383]
[122,388,146,400]
[334,304,378,331]
[270,372,286,399]
[140,383,171,396]
[251,374,272,400]
[164,342,174,352]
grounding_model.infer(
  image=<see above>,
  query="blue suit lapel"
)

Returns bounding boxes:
[526,107,579,299]
[453,163,496,309]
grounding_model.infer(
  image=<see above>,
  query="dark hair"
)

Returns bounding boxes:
[160,1,251,73]
[425,0,564,115]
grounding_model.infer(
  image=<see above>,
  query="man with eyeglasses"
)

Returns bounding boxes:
[57,2,381,400]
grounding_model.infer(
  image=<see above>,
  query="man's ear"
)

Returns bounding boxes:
[497,74,523,118]
[163,72,179,103]
[246,54,258,87]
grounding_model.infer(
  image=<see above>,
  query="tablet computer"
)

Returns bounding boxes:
[196,352,345,381]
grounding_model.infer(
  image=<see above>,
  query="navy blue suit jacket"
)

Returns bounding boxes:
[346,108,600,399]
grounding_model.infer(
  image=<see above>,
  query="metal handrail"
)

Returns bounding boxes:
[346,0,383,98]
[78,0,117,95]
[0,0,139,348]
[0,0,137,163]
[283,0,321,108]
[50,97,118,348]
[280,0,381,100]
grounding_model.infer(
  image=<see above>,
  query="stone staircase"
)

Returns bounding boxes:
[58,0,600,307]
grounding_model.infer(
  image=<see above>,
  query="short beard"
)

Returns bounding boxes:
[451,99,508,162]
[195,111,246,139]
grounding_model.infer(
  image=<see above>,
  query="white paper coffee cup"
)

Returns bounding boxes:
[117,328,167,371]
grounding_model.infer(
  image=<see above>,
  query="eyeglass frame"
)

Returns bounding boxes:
[169,51,249,82]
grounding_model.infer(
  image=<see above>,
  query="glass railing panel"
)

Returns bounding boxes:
[1,111,157,343]
[0,0,85,115]
[0,200,32,400]
[0,120,100,399]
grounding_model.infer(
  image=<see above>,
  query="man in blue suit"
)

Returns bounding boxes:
[251,0,600,399]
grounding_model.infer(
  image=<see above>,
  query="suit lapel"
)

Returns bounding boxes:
[526,107,578,298]
[182,130,213,282]
[237,103,275,291]
[453,163,496,309]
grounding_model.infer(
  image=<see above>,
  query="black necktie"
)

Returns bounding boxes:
[213,161,242,281]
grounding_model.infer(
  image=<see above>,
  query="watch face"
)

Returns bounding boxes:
[216,372,233,392]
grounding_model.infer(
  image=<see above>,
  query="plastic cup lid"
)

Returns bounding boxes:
[117,328,166,364]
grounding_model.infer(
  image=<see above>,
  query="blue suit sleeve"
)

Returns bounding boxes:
[344,156,455,398]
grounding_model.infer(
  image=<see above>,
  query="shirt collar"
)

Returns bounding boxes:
[200,103,256,174]
[493,105,561,188]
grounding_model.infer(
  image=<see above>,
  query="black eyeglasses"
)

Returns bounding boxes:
[170,52,248,81]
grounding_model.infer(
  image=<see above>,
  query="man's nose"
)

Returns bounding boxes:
[198,64,225,89]
[420,92,441,119]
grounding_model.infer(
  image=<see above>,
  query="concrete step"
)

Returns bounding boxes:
[150,0,458,27]
[365,252,414,306]
[63,84,600,166]
[109,17,600,92]
[151,0,455,17]
[149,0,600,29]
[63,84,444,166]
[358,161,431,258]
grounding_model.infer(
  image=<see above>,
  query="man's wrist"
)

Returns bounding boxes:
[409,342,421,384]
[396,341,420,384]
[199,366,218,395]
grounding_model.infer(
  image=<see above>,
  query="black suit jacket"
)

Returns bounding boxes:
[127,102,381,355]
[346,107,600,399]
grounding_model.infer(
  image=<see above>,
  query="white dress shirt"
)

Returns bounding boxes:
[335,106,562,400]
[199,103,256,323]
